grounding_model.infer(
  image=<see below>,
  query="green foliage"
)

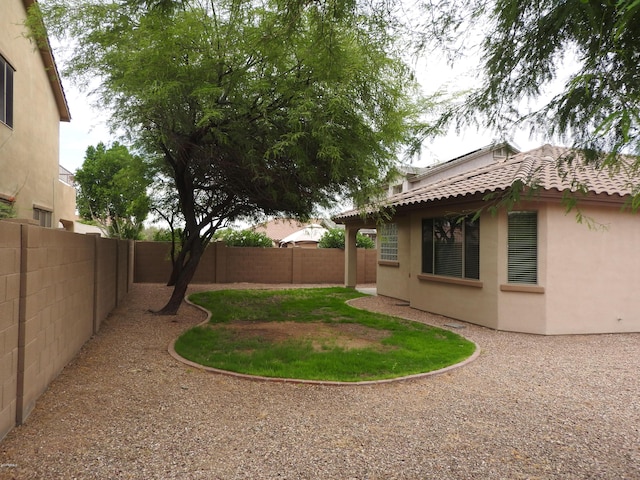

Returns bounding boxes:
[436,0,640,180]
[215,229,273,247]
[37,0,423,221]
[176,288,476,382]
[0,201,16,220]
[318,228,375,249]
[150,227,184,242]
[75,142,153,239]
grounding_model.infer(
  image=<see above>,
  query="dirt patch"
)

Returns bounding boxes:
[216,320,392,351]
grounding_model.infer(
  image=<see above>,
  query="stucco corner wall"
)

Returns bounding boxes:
[543,203,640,334]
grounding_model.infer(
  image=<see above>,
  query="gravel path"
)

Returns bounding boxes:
[0,283,638,479]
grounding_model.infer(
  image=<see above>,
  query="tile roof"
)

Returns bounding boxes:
[336,144,639,221]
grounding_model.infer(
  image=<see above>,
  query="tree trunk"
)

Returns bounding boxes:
[166,245,185,287]
[155,239,204,315]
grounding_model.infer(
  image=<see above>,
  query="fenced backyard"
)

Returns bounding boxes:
[0,226,375,440]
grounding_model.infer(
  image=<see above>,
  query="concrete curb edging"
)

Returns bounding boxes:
[168,292,481,386]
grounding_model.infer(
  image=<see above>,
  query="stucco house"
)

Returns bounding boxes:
[0,0,75,229]
[336,144,640,335]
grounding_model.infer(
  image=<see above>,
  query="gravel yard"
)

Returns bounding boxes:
[0,283,638,479]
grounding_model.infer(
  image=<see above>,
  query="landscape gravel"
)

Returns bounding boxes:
[0,283,638,479]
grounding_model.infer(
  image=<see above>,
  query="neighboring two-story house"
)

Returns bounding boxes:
[385,142,520,196]
[0,0,75,229]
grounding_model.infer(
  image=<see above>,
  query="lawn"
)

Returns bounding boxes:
[174,287,476,382]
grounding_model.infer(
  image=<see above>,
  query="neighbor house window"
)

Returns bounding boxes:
[0,56,14,128]
[422,216,480,279]
[33,207,52,228]
[507,211,538,284]
[379,223,398,261]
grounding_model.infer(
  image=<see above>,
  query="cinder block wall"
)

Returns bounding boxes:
[134,241,377,284]
[192,243,217,283]
[134,242,173,283]
[358,249,377,284]
[0,222,21,440]
[95,236,117,332]
[18,226,95,424]
[296,248,343,283]
[0,221,132,440]
[223,246,294,283]
[116,239,131,304]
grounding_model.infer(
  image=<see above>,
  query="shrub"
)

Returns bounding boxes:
[151,228,183,242]
[217,229,273,247]
[0,201,16,220]
[318,228,375,249]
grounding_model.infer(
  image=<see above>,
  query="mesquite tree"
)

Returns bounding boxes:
[35,0,425,313]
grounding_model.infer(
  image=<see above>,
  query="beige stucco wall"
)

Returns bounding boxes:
[404,205,500,329]
[54,180,77,227]
[495,203,549,334]
[410,151,498,190]
[376,215,411,301]
[376,198,640,335]
[0,0,74,227]
[543,203,640,334]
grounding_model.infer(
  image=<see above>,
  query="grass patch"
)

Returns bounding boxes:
[175,288,475,382]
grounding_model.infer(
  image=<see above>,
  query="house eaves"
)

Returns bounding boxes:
[22,0,71,122]
[334,144,638,222]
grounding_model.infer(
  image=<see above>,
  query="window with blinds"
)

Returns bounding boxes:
[507,211,537,284]
[379,223,398,261]
[0,56,14,128]
[422,216,480,279]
